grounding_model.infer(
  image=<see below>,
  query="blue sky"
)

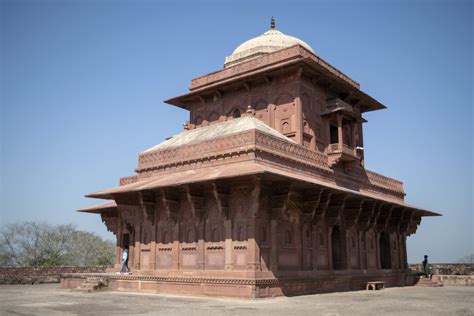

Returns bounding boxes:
[1,0,472,263]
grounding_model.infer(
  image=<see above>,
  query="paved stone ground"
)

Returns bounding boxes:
[1,284,473,315]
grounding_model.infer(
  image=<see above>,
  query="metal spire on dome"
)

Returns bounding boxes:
[270,16,276,30]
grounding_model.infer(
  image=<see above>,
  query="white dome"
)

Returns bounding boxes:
[224,21,315,68]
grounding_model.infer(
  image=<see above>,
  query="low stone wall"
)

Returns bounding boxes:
[432,275,474,286]
[0,267,107,285]
[409,263,474,275]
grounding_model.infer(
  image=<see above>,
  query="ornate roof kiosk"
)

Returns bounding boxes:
[63,19,440,298]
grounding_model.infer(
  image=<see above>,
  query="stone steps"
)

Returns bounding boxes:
[415,277,443,287]
[75,277,109,292]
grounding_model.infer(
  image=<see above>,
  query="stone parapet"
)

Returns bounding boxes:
[409,263,474,275]
[0,266,108,284]
[432,275,474,286]
[135,129,405,201]
[366,170,404,194]
[120,175,138,186]
[190,45,360,91]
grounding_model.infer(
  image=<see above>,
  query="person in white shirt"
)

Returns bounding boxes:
[119,248,129,274]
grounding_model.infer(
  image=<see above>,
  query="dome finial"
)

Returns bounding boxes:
[270,16,276,30]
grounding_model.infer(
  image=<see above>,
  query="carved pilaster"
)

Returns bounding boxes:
[247,178,262,271]
[224,219,233,270]
[270,219,278,271]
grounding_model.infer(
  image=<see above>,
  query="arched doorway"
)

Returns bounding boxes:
[122,233,130,249]
[332,226,346,270]
[379,232,392,269]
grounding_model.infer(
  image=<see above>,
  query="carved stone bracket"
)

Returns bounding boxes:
[249,178,261,218]
[324,192,347,227]
[375,204,393,233]
[184,185,204,221]
[312,189,332,224]
[210,182,230,220]
[118,204,139,230]
[139,191,156,225]
[270,182,292,221]
[388,206,406,233]
[101,214,118,235]
[399,209,414,234]
[301,187,322,222]
[160,189,179,224]
[342,196,363,229]
[356,200,376,231]
[407,212,422,236]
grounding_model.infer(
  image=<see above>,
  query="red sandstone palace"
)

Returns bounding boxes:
[62,19,439,298]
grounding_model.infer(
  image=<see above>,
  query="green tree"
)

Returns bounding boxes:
[0,221,115,267]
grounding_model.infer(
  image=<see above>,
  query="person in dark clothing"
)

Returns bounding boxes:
[422,255,429,278]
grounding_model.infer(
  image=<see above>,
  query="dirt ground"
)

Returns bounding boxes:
[1,283,473,315]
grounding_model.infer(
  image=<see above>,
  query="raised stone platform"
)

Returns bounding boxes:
[60,272,417,298]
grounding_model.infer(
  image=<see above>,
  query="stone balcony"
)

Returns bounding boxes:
[323,98,354,116]
[327,143,360,167]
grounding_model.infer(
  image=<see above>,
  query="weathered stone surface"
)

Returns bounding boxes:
[3,284,474,315]
[0,267,107,285]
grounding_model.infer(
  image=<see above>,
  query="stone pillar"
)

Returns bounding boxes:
[133,225,141,270]
[398,234,403,271]
[345,229,352,272]
[197,221,205,270]
[359,122,365,166]
[150,225,156,270]
[367,232,373,270]
[358,231,365,270]
[129,230,135,270]
[351,121,356,148]
[116,220,122,267]
[403,234,408,269]
[337,114,343,150]
[270,219,278,271]
[312,225,318,271]
[376,232,381,270]
[269,104,276,129]
[224,219,233,270]
[398,234,404,271]
[295,222,303,270]
[172,223,180,270]
[247,218,260,275]
[295,96,303,145]
[327,226,333,270]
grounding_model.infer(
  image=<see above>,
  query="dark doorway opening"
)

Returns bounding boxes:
[330,125,338,144]
[123,233,130,250]
[332,226,346,270]
[379,232,392,269]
